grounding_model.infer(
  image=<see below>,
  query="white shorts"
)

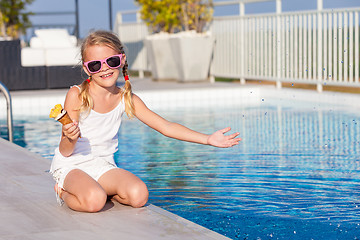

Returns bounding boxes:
[51,157,117,189]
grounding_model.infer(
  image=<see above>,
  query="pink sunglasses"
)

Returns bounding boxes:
[83,54,123,74]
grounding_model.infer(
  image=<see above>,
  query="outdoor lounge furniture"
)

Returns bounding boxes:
[0,29,82,91]
[21,29,80,67]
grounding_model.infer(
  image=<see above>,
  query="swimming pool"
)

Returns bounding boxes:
[1,93,360,239]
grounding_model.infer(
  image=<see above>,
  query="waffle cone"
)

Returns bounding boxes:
[57,112,72,125]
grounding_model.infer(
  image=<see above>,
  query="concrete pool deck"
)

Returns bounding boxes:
[2,77,360,239]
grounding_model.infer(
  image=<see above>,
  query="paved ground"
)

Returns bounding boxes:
[126,77,240,91]
[0,78,234,240]
[7,77,242,97]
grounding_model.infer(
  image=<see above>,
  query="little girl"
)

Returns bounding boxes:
[50,30,241,212]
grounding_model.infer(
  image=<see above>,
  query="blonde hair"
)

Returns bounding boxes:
[79,30,135,118]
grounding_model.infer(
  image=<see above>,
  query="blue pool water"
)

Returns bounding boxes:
[1,99,360,239]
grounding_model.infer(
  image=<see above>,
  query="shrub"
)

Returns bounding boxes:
[135,0,213,33]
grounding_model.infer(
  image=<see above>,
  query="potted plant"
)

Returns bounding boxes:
[0,0,33,40]
[136,0,214,82]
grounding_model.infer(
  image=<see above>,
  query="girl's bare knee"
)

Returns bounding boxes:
[128,182,148,208]
[83,189,107,212]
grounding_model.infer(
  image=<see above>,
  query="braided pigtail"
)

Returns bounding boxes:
[78,77,93,116]
[122,60,135,118]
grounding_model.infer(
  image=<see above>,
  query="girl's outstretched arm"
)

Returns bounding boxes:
[132,94,241,148]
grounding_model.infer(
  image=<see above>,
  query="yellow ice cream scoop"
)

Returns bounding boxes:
[49,104,63,118]
[49,104,72,125]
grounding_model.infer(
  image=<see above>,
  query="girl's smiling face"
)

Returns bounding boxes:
[83,44,126,88]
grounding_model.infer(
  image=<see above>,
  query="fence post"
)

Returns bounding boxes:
[240,2,246,85]
[115,12,123,38]
[276,0,282,89]
[317,0,323,92]
[209,19,215,83]
[136,11,145,79]
[117,12,123,26]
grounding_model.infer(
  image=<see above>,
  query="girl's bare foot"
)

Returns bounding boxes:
[54,183,65,206]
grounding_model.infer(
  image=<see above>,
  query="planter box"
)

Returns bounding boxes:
[169,34,213,82]
[145,34,179,80]
[145,31,214,82]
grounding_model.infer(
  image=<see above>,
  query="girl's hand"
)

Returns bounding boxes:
[62,121,81,141]
[207,127,241,148]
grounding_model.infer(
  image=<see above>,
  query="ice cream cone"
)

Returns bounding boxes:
[57,111,73,125]
[50,104,73,125]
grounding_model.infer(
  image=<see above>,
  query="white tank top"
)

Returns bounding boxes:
[50,86,125,172]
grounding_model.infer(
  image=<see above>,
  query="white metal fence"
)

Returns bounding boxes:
[115,2,360,91]
[212,8,360,91]
[115,10,149,78]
